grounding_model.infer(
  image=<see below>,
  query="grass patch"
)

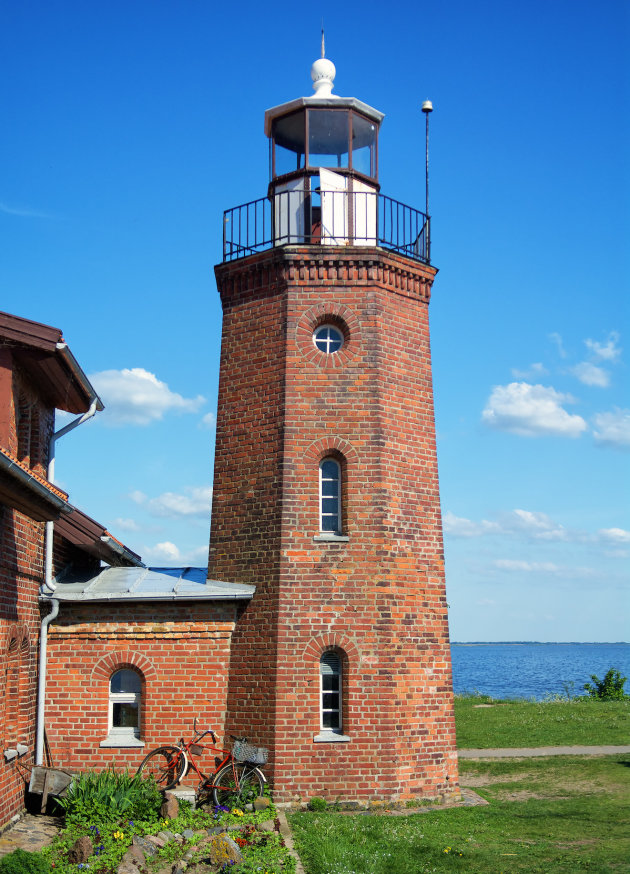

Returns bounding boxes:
[289,755,630,873]
[454,695,630,748]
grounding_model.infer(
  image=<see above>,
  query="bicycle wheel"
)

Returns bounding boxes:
[136,746,186,790]
[212,762,264,808]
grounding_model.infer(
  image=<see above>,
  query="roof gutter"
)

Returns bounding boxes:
[100,535,144,568]
[0,453,70,514]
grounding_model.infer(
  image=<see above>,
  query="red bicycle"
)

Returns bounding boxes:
[136,719,267,807]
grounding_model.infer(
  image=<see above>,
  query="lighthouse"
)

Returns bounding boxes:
[208,52,458,804]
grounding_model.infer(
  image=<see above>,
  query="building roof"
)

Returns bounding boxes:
[0,447,70,521]
[0,310,103,414]
[0,446,141,566]
[48,566,255,602]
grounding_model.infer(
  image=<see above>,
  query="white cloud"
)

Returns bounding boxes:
[482,382,587,438]
[585,331,621,362]
[548,332,567,358]
[144,542,208,566]
[0,201,56,219]
[89,368,205,426]
[442,511,499,538]
[494,559,562,573]
[570,361,610,388]
[592,408,630,450]
[444,508,569,541]
[199,411,216,429]
[134,485,213,518]
[501,509,569,541]
[598,527,630,544]
[511,362,548,379]
[149,541,181,561]
[110,517,141,532]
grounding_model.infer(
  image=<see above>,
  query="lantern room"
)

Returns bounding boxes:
[222,53,430,264]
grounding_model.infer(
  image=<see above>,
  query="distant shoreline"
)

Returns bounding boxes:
[451,641,629,646]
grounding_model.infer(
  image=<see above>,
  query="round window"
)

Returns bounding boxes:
[313,325,344,354]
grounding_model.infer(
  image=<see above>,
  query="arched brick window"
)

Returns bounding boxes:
[319,457,342,533]
[320,651,342,732]
[108,669,142,741]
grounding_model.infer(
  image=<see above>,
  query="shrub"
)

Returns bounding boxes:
[308,796,328,811]
[0,849,51,874]
[584,668,628,701]
[60,767,162,824]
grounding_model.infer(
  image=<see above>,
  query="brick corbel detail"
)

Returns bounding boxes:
[90,651,157,683]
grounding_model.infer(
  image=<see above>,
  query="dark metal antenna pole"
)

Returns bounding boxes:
[421,100,433,263]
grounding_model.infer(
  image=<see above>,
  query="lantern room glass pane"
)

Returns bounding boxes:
[351,113,377,178]
[308,110,350,169]
[272,112,306,178]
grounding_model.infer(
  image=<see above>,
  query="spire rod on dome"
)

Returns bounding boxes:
[321,21,325,58]
[311,31,336,97]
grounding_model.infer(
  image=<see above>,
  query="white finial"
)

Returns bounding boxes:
[311,29,336,97]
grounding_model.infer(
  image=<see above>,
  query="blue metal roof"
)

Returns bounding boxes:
[47,566,255,602]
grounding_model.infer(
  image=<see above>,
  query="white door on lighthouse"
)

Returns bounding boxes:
[352,177,378,246]
[274,177,306,245]
[320,168,348,245]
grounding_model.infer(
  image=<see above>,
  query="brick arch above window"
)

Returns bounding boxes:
[304,436,360,467]
[296,302,362,368]
[91,651,157,683]
[303,634,360,667]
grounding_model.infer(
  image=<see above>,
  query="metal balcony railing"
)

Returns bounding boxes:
[222,190,431,264]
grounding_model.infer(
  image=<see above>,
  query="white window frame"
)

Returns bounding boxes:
[108,669,141,740]
[313,324,344,354]
[320,652,342,733]
[319,457,342,534]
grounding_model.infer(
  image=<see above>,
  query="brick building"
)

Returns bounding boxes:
[1,55,458,823]
[0,311,142,825]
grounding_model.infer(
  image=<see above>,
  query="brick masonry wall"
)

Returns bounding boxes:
[46,601,240,772]
[0,362,55,825]
[212,246,458,804]
[0,504,44,825]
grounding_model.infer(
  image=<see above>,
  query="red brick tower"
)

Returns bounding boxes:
[208,55,458,804]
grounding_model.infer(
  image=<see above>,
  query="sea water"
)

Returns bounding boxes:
[450,642,630,700]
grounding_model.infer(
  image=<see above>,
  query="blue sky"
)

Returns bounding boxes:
[2,0,628,641]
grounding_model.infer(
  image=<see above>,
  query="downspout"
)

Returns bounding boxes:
[36,397,100,766]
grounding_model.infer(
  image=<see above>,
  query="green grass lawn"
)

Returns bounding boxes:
[454,695,630,748]
[290,755,630,873]
[289,699,630,873]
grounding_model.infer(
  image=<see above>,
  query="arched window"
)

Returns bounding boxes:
[319,458,341,533]
[320,652,342,733]
[109,669,142,740]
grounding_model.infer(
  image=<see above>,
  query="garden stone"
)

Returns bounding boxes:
[146,834,167,848]
[161,792,180,820]
[254,795,271,811]
[120,844,146,868]
[133,834,159,857]
[158,829,175,842]
[117,862,140,874]
[68,835,94,864]
[182,828,195,840]
[207,833,243,867]
[206,825,224,835]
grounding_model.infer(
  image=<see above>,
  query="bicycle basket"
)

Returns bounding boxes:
[232,740,268,765]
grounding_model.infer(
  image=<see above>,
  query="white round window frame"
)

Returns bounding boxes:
[312,324,345,355]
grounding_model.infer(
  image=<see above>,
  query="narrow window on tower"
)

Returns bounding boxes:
[320,651,342,733]
[319,458,341,533]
